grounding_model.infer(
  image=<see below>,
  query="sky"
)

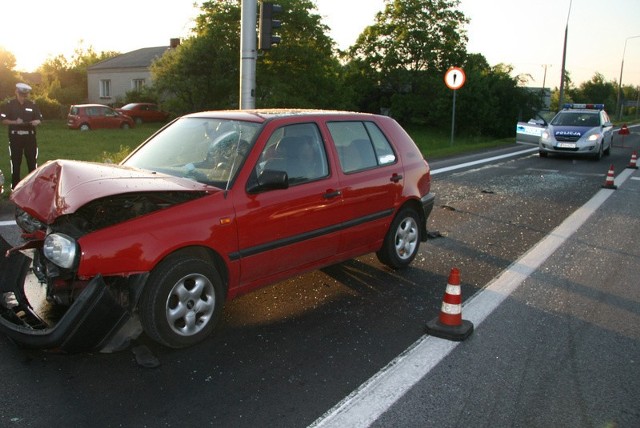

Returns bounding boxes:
[1,0,639,90]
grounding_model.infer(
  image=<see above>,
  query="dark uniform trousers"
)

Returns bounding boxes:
[9,129,38,189]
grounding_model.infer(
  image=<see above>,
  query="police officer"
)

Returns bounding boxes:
[1,83,43,190]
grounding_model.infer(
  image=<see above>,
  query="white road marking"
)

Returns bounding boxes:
[309,168,635,428]
[431,148,538,175]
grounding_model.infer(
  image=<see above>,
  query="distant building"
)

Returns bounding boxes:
[86,39,180,105]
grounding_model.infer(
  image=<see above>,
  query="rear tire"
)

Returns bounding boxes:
[139,255,224,348]
[376,207,421,269]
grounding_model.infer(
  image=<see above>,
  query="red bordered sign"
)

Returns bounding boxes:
[444,67,466,90]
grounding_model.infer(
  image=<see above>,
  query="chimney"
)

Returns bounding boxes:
[170,38,181,48]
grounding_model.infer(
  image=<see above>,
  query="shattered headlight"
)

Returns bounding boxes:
[43,233,78,269]
[15,208,46,234]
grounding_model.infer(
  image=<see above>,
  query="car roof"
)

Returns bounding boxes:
[183,109,379,123]
[72,104,112,108]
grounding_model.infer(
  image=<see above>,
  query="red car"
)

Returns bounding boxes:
[116,103,170,124]
[0,110,434,352]
[67,104,135,131]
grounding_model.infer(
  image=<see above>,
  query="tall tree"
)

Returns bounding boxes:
[151,0,349,113]
[348,0,469,122]
[152,0,240,114]
[256,0,350,109]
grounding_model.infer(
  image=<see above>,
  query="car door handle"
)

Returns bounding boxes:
[390,173,403,183]
[323,190,342,199]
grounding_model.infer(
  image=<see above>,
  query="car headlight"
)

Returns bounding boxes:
[43,233,78,269]
[587,134,599,142]
[541,130,551,141]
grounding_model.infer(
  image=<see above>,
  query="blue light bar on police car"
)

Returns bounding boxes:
[562,103,605,110]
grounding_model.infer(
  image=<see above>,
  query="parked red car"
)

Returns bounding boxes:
[0,110,434,352]
[67,104,135,131]
[116,103,170,124]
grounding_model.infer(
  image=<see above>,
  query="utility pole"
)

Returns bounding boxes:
[558,0,572,109]
[616,35,640,120]
[239,0,257,110]
[541,64,551,90]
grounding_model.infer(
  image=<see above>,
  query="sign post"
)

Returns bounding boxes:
[444,67,466,146]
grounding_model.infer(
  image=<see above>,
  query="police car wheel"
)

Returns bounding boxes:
[539,151,548,158]
[593,143,603,161]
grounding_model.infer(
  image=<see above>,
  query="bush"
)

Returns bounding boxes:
[32,95,66,120]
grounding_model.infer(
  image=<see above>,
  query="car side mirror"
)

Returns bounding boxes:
[603,121,612,127]
[247,169,289,193]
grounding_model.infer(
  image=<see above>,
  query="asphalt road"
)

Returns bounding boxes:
[0,130,638,427]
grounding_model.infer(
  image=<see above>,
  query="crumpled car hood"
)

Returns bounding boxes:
[11,160,213,224]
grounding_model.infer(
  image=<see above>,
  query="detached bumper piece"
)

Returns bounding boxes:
[420,192,436,242]
[0,236,129,353]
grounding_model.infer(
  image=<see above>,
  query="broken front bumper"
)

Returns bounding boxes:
[0,235,132,353]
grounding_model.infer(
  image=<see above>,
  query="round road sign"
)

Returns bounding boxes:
[444,67,466,90]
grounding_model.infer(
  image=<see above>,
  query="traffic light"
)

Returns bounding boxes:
[258,2,282,50]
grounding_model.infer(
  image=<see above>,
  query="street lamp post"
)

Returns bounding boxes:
[616,35,640,120]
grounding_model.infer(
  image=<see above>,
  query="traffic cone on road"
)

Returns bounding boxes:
[425,268,474,341]
[627,151,638,169]
[601,164,617,189]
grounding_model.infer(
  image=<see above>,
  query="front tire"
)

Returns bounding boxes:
[139,256,224,348]
[593,142,603,161]
[376,207,421,269]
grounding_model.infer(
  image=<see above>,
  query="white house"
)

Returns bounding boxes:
[86,39,179,104]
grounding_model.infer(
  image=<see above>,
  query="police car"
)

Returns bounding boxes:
[539,104,613,160]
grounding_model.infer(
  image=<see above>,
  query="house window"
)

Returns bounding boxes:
[100,80,111,98]
[132,79,146,91]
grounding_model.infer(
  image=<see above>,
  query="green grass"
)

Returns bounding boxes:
[0,119,514,197]
[1,120,165,196]
[406,125,513,158]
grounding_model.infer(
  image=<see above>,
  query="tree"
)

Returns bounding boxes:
[347,0,469,121]
[0,48,20,100]
[38,44,119,107]
[256,0,350,109]
[151,0,240,114]
[151,0,349,113]
[571,72,616,113]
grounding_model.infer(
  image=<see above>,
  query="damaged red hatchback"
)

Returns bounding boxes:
[0,110,434,352]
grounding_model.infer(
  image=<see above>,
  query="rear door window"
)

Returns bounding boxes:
[327,121,396,173]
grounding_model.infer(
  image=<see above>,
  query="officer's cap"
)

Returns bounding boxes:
[16,83,32,94]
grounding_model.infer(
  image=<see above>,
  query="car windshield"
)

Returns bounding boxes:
[123,117,261,188]
[551,112,600,127]
[120,104,137,110]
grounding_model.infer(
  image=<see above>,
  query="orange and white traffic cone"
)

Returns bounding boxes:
[425,268,474,341]
[602,164,617,189]
[627,151,638,170]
